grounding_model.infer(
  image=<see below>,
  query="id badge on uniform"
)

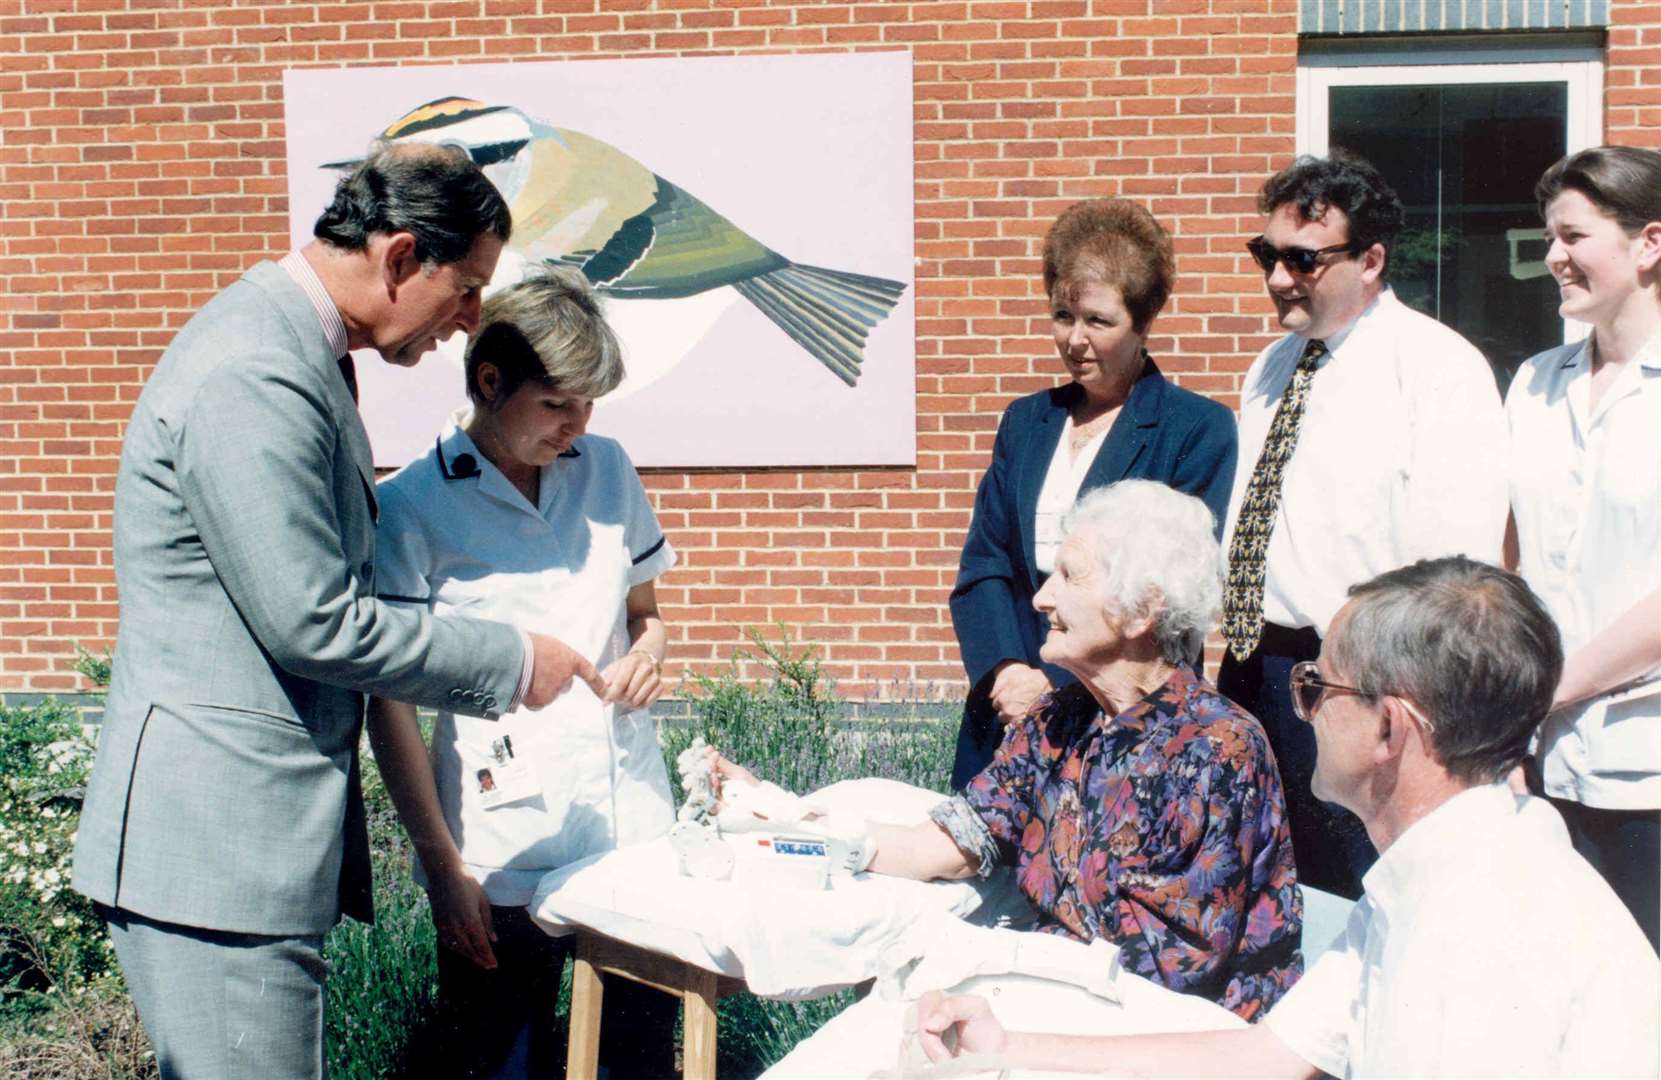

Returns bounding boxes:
[474,734,536,809]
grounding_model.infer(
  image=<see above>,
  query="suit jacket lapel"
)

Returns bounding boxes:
[247,261,378,522]
[1015,387,1072,591]
[1080,354,1164,493]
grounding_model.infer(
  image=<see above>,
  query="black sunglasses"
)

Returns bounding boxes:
[1246,236,1358,275]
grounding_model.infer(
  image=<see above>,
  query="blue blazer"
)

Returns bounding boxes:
[947,356,1238,787]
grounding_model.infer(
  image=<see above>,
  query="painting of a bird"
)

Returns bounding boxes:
[328,96,907,387]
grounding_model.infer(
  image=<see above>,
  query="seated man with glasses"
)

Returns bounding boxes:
[1217,151,1508,900]
[914,556,1659,1079]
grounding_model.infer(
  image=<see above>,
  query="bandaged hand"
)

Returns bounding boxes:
[680,743,878,874]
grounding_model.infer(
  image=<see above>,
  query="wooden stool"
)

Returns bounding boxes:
[566,929,747,1080]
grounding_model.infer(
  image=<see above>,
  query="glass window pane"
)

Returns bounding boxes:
[1330,82,1568,391]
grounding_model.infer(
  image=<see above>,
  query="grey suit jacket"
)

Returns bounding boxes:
[73,261,524,936]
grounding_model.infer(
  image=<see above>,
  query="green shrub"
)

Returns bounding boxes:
[0,700,114,1019]
[663,626,958,800]
[322,750,443,1080]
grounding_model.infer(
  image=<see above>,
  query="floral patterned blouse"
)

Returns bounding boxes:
[939,664,1302,1020]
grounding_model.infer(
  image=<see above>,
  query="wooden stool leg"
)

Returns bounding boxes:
[567,935,605,1080]
[682,963,720,1080]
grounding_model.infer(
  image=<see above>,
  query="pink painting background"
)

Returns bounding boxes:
[283,52,916,468]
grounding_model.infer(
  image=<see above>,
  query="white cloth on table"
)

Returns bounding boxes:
[1506,331,1661,809]
[530,778,1035,999]
[765,967,1242,1078]
[1222,288,1507,636]
[1264,783,1660,1078]
[374,415,676,905]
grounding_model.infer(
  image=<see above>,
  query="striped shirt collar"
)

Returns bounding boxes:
[278,249,349,360]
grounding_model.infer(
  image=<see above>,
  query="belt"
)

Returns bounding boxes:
[1256,621,1322,657]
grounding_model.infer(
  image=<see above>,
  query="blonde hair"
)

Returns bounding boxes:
[463,267,625,405]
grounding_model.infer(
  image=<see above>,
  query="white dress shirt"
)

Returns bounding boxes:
[1223,289,1508,636]
[1265,784,1659,1078]
[1507,331,1661,810]
[375,415,677,904]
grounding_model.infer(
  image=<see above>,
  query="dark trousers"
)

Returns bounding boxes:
[1217,623,1377,900]
[426,905,678,1079]
[1548,797,1661,954]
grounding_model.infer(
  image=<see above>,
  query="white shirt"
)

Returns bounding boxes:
[1507,332,1661,809]
[1033,414,1110,575]
[375,414,677,904]
[1223,289,1508,635]
[1266,784,1659,1078]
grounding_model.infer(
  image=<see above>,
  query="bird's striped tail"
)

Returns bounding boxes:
[733,263,907,386]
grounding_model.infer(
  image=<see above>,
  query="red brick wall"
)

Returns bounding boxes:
[0,2,1652,697]
[1608,0,1661,146]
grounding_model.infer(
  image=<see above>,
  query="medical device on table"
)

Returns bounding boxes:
[669,737,878,889]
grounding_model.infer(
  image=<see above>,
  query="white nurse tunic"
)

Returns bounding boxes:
[375,413,678,905]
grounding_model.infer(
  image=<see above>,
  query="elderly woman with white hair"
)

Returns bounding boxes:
[865,480,1302,1018]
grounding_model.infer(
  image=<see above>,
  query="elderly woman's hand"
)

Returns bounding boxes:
[601,649,665,709]
[710,754,763,802]
[990,661,1053,724]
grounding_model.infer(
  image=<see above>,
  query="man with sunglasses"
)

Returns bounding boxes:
[913,557,1657,1078]
[1218,152,1508,900]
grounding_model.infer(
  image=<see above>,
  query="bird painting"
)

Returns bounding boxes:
[328,96,908,388]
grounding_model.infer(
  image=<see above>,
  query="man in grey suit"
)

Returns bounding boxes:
[72,143,602,1078]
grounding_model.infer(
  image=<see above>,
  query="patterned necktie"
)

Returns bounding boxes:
[338,353,358,405]
[1222,337,1327,661]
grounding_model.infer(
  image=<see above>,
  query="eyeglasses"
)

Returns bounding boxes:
[1246,237,1358,275]
[1289,661,1376,722]
[1288,661,1437,733]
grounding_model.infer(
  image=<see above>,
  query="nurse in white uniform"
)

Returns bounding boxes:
[368,269,678,1078]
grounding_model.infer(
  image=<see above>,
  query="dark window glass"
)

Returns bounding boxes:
[1330,82,1568,391]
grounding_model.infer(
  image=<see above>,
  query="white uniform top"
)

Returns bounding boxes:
[375,412,677,905]
[1507,332,1661,809]
[1223,288,1508,636]
[1264,784,1659,1079]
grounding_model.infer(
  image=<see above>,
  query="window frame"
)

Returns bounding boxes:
[1296,45,1605,346]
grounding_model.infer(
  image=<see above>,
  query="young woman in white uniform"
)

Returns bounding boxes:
[1506,145,1661,951]
[368,270,678,1077]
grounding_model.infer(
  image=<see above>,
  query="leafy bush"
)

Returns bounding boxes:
[322,748,444,1080]
[663,626,958,800]
[0,700,114,1017]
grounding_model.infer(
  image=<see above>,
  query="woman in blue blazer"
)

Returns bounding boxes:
[949,199,1238,787]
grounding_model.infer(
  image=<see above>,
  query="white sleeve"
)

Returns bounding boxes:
[1262,937,1359,1079]
[1402,337,1508,565]
[373,480,435,608]
[612,442,675,586]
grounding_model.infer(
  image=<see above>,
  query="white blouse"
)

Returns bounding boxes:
[1032,413,1111,576]
[1507,331,1661,810]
